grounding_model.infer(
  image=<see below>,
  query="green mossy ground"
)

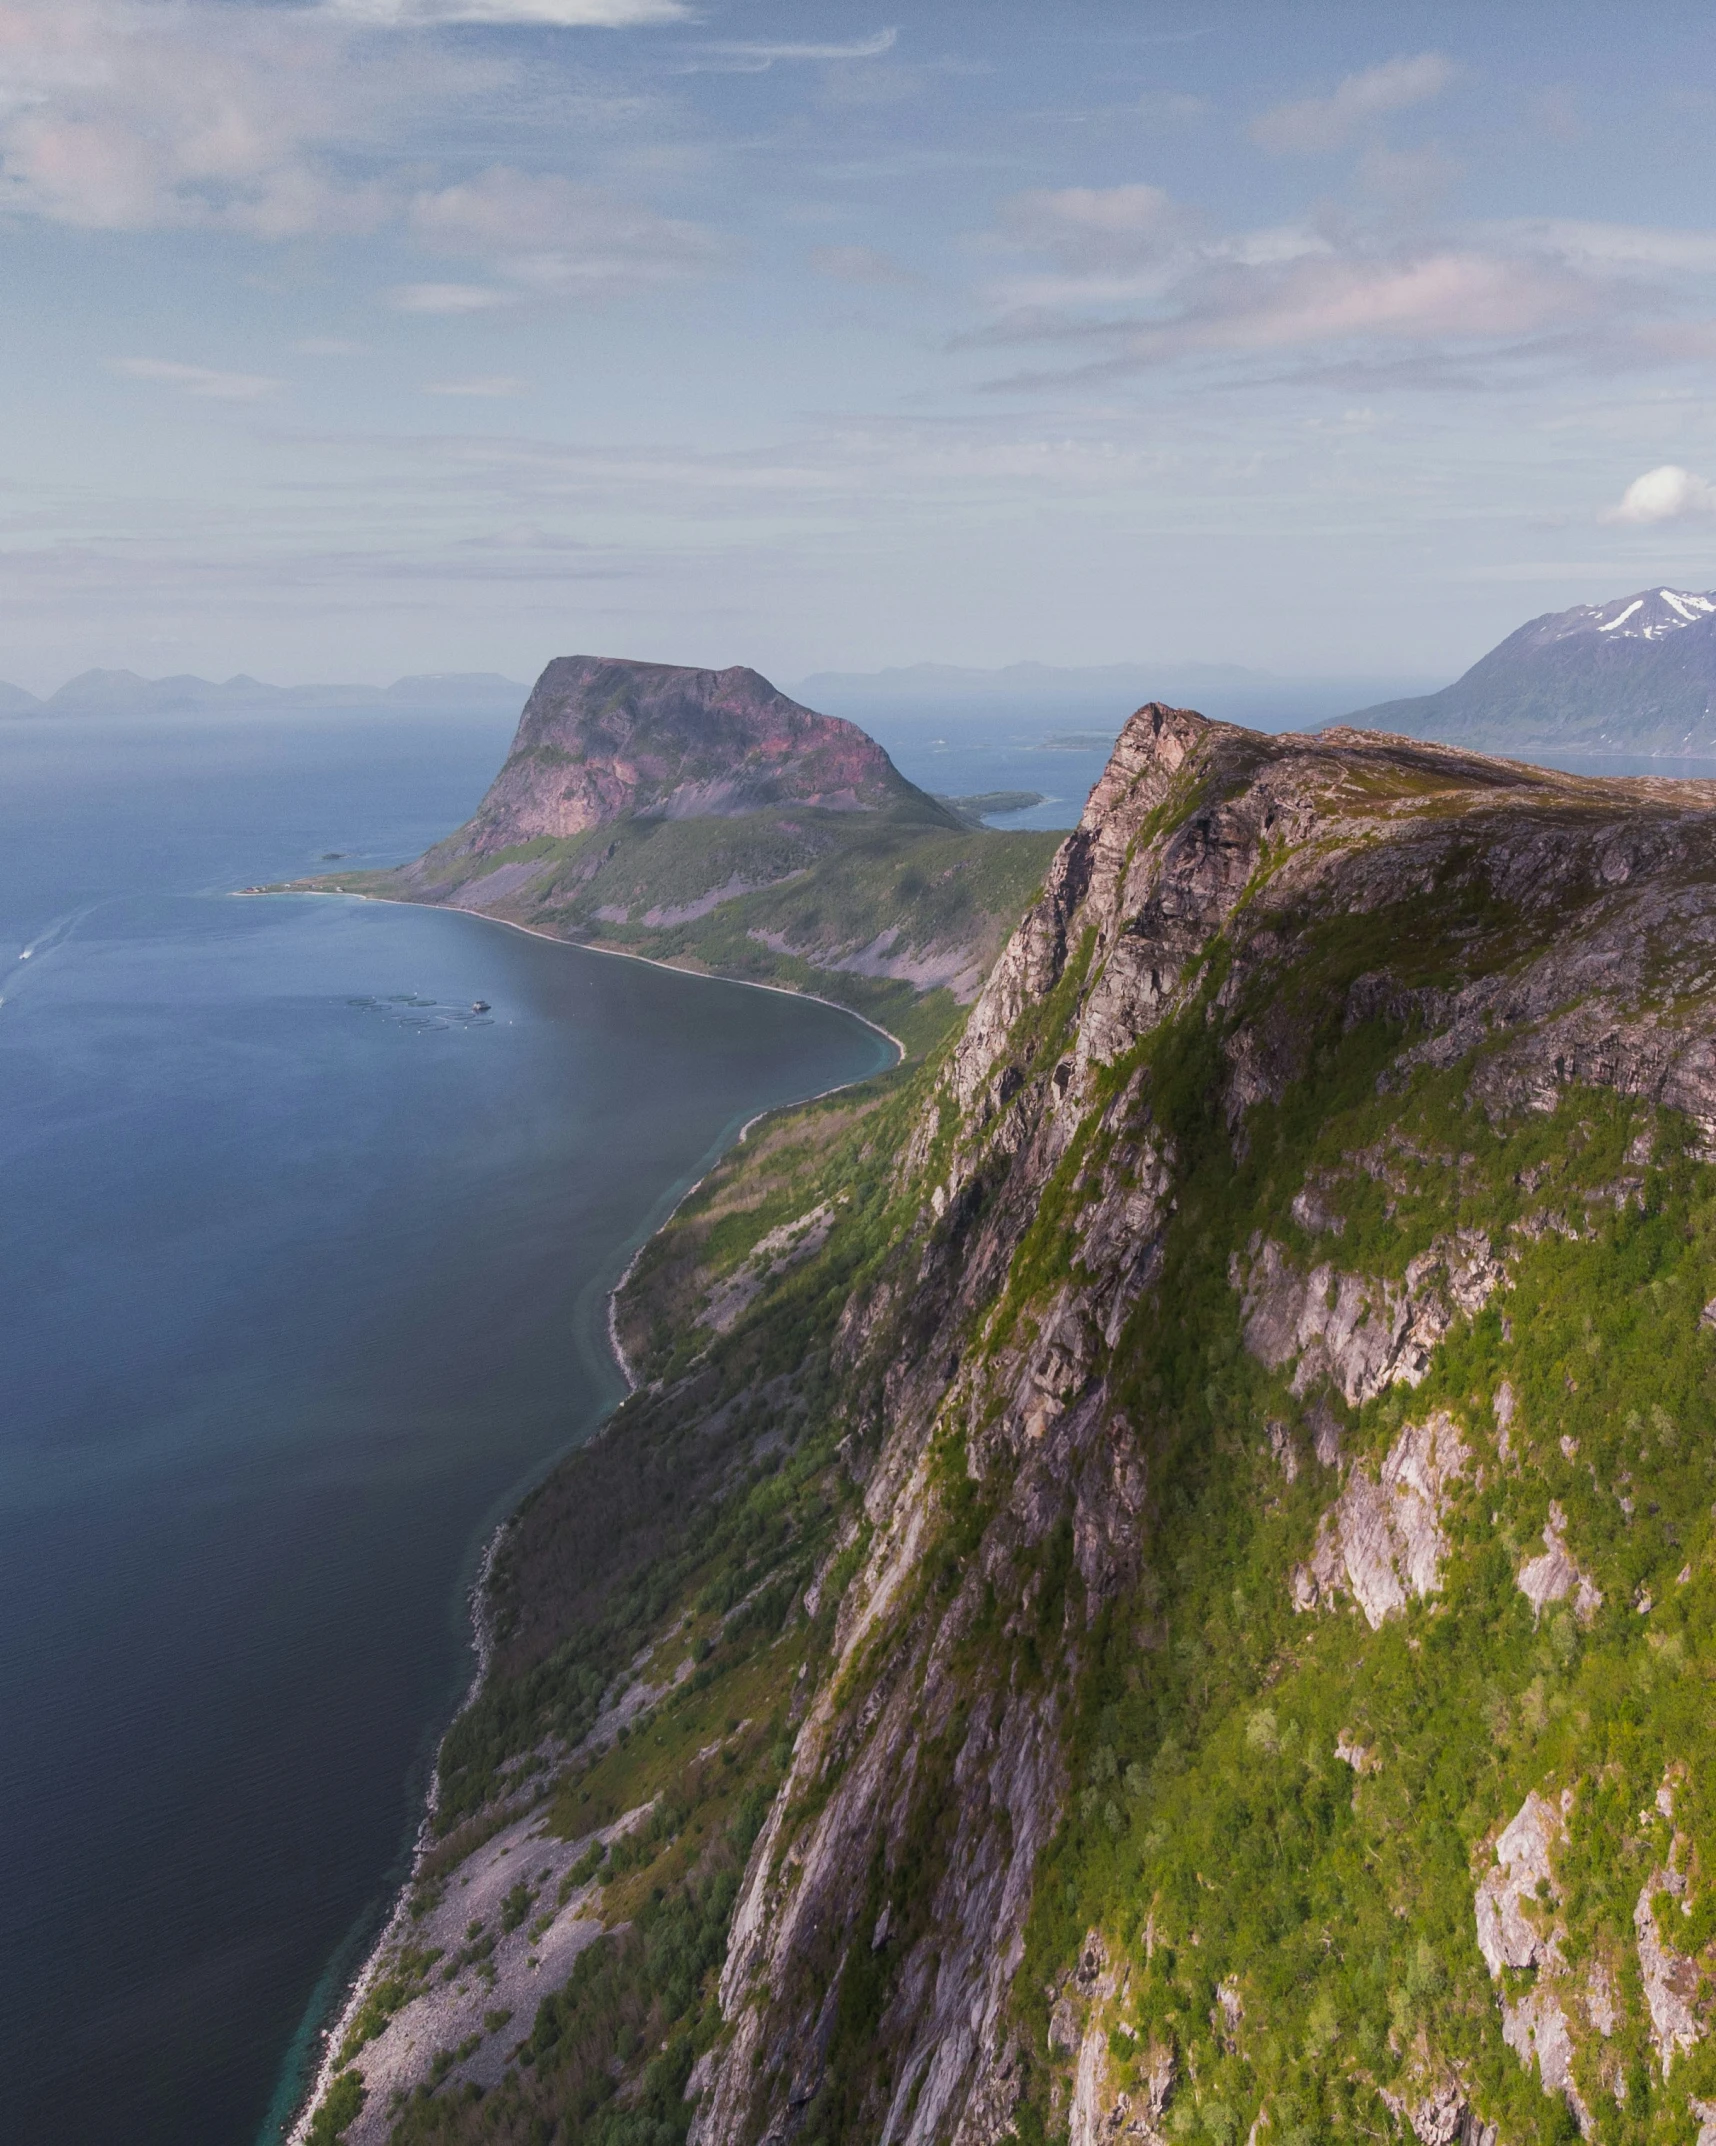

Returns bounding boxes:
[311,805,1059,1060]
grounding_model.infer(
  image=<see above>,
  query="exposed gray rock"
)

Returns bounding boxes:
[1635,1866,1705,2076]
[1475,1790,1564,1978]
[1383,2082,1498,2146]
[1517,1502,1603,1625]
[698,1201,838,1335]
[1235,1233,1504,1408]
[1292,1411,1469,1628]
[1473,1790,1598,2133]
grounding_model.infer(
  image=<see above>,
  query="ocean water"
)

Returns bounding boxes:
[0,709,893,2146]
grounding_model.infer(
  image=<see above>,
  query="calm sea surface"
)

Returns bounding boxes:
[0,708,893,2146]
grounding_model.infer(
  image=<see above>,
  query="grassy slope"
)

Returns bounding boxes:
[313,803,1059,1060]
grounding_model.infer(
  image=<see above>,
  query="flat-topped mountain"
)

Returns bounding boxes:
[459,656,936,852]
[1349,585,1716,753]
[311,655,1057,1054]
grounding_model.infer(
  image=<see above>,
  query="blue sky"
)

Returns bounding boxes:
[8,0,1716,690]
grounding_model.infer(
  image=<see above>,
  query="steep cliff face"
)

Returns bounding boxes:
[458,657,931,851]
[304,705,1716,2146]
[689,709,1716,2146]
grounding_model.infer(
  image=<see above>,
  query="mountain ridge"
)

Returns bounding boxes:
[1345,585,1716,755]
[0,668,528,716]
[299,698,1716,2146]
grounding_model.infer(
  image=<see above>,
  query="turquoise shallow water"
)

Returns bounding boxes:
[0,710,891,2146]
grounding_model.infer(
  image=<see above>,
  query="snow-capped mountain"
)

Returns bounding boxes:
[1533,585,1716,644]
[1344,586,1716,755]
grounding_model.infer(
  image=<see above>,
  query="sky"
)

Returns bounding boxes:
[8,0,1716,692]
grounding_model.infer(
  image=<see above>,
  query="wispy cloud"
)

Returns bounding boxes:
[320,0,689,23]
[111,357,282,400]
[682,27,896,74]
[388,283,515,313]
[1250,52,1456,155]
[809,243,915,287]
[970,179,1716,392]
[0,0,463,235]
[423,374,529,396]
[1602,465,1716,524]
[408,167,723,296]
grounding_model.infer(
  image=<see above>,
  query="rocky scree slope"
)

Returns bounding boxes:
[307,657,1057,1055]
[1349,587,1716,756]
[307,704,1716,2146]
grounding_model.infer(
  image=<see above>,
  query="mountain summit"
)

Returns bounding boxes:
[461,656,931,853]
[1347,585,1716,754]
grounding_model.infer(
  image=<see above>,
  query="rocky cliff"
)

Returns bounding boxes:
[305,706,1716,2146]
[457,657,930,849]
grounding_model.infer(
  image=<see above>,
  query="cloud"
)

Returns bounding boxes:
[111,357,282,399]
[966,179,1716,389]
[322,0,688,21]
[1489,220,1716,276]
[997,184,1192,270]
[684,28,897,72]
[809,243,914,286]
[388,282,515,312]
[1603,465,1716,524]
[296,337,369,355]
[407,168,723,297]
[423,375,529,396]
[1250,52,1455,155]
[0,0,463,235]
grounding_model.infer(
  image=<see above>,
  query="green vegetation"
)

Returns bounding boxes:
[312,801,1057,1058]
[305,2069,366,2145]
[1002,977,1716,2142]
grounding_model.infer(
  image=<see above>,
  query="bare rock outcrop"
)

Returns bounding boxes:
[1292,1411,1469,1627]
[1473,1791,1592,2131]
[1516,1503,1603,1625]
[1635,1865,1705,2076]
[1236,1232,1505,1408]
[462,657,920,851]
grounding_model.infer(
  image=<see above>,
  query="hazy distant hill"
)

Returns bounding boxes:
[0,669,527,717]
[798,659,1439,733]
[1345,586,1716,754]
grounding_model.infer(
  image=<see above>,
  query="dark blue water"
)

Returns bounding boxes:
[0,710,892,2146]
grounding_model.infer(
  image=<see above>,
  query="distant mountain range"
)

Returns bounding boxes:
[0,669,527,717]
[1345,586,1716,754]
[796,660,1439,733]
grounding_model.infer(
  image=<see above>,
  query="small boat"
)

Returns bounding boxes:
[471,1000,490,1013]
